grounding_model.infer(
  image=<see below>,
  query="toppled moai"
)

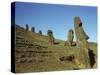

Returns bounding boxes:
[47,30,54,45]
[74,16,90,68]
[67,29,74,46]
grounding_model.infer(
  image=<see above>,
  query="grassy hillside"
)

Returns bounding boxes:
[15,25,97,73]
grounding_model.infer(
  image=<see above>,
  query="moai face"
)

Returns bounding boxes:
[74,17,82,27]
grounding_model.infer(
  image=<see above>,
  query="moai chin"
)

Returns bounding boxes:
[74,16,90,68]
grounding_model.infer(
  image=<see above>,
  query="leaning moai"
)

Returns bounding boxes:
[25,24,29,31]
[67,29,74,46]
[47,30,54,45]
[74,16,90,68]
[31,27,35,32]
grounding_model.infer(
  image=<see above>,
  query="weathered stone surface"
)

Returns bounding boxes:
[74,16,89,47]
[47,30,54,45]
[67,29,74,46]
[74,16,90,68]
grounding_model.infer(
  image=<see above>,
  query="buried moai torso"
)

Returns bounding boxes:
[74,17,89,47]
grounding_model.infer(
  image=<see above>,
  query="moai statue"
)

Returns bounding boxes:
[39,30,42,35]
[67,29,74,46]
[25,24,29,31]
[31,27,35,32]
[47,30,54,45]
[74,16,89,47]
[74,16,90,68]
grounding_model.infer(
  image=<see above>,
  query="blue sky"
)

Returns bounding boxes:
[15,2,97,42]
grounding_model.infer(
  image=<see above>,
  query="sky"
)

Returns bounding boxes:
[15,2,97,42]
